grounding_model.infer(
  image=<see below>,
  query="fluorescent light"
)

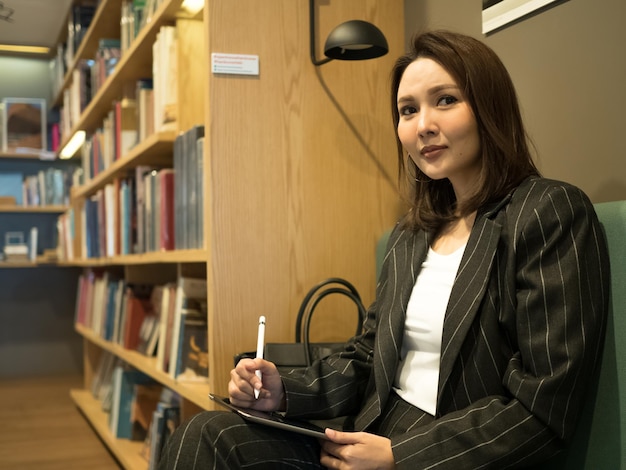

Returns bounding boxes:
[181,0,204,15]
[0,44,50,55]
[59,131,86,159]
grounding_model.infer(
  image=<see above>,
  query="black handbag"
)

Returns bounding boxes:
[235,278,366,368]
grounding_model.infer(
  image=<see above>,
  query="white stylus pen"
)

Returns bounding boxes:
[254,315,266,399]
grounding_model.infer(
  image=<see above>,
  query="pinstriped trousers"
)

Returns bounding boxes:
[157,391,435,469]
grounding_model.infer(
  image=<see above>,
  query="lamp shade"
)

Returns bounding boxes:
[323,19,389,61]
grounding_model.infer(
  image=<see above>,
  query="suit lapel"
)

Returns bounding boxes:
[437,208,504,404]
[355,229,429,430]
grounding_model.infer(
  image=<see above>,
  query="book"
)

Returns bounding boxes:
[103,277,121,341]
[143,169,157,252]
[130,382,163,441]
[28,227,38,261]
[0,172,24,205]
[136,79,154,141]
[173,125,204,250]
[168,277,207,378]
[175,301,209,382]
[146,284,165,356]
[135,165,153,253]
[145,388,180,468]
[110,279,127,343]
[158,168,175,250]
[195,136,205,249]
[184,125,204,249]
[109,366,158,439]
[123,284,154,350]
[156,283,176,373]
[114,99,138,159]
[152,25,178,132]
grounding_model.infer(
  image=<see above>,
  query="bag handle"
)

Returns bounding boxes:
[294,278,367,366]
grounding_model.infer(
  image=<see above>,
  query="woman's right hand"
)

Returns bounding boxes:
[228,358,286,411]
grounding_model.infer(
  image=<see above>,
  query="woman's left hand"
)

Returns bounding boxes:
[320,429,396,469]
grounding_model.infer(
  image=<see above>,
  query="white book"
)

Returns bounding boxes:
[156,283,174,372]
[29,227,38,261]
[104,183,116,257]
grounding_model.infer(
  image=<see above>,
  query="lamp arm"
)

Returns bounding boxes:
[310,0,332,66]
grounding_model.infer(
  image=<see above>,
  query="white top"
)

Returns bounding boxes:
[393,243,466,416]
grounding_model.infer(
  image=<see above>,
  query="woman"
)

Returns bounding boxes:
[159,30,609,469]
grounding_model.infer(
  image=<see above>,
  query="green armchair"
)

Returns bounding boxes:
[540,200,626,468]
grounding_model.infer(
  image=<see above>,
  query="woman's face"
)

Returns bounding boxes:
[396,58,481,201]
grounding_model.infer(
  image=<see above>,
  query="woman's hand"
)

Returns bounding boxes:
[228,358,285,411]
[320,429,396,469]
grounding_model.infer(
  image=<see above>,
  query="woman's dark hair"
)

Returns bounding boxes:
[391,30,540,232]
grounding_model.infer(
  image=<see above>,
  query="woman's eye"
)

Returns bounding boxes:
[399,105,417,116]
[438,95,458,106]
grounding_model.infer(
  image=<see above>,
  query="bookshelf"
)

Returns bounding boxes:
[0,152,75,264]
[60,0,405,468]
[71,130,176,199]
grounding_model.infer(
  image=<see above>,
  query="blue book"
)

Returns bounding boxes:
[0,172,24,205]
[109,366,155,439]
[103,279,119,341]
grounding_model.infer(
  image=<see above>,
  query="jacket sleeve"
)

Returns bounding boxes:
[389,183,610,469]
[280,287,386,419]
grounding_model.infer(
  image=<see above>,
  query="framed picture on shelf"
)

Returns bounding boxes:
[482,0,567,34]
[0,98,47,153]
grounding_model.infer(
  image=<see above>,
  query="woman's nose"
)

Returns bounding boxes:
[417,109,437,138]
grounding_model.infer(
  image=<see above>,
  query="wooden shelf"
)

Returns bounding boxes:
[72,131,177,199]
[60,249,207,266]
[0,261,63,268]
[76,324,213,411]
[0,205,69,213]
[58,0,185,151]
[0,151,57,160]
[70,388,148,470]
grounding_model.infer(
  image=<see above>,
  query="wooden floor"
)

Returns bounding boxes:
[0,375,122,469]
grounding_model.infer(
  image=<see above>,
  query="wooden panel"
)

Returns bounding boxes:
[205,0,404,394]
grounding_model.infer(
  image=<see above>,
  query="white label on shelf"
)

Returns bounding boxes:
[211,53,259,76]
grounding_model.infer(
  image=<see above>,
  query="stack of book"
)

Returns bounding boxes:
[89,352,181,470]
[2,231,31,263]
[74,273,209,384]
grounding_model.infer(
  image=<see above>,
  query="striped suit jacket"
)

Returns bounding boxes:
[281,177,610,469]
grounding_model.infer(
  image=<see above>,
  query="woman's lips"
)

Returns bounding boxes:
[420,145,447,159]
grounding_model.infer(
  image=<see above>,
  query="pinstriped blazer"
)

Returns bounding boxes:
[281,177,610,469]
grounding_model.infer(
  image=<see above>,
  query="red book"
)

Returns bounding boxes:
[159,169,175,251]
[123,287,153,350]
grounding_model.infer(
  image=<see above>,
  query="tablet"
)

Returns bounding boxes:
[209,393,329,440]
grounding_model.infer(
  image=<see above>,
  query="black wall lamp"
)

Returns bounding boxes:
[309,0,389,66]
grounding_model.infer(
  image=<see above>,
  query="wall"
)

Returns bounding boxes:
[0,57,53,104]
[0,267,82,377]
[404,0,626,203]
[0,56,82,378]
